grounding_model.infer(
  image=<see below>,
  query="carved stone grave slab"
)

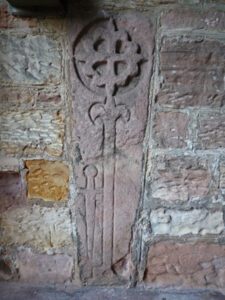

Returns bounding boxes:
[69,13,154,284]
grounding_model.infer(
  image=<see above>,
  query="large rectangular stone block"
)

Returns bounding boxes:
[153,111,189,149]
[0,33,61,85]
[161,8,225,31]
[0,205,73,253]
[0,110,64,157]
[0,86,62,111]
[150,208,224,236]
[69,14,154,284]
[157,36,225,108]
[145,241,225,289]
[25,160,69,202]
[16,249,73,284]
[150,154,215,206]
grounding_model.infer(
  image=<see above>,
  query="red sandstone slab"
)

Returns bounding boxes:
[150,154,216,207]
[156,36,225,108]
[161,8,225,32]
[145,241,225,289]
[69,13,154,284]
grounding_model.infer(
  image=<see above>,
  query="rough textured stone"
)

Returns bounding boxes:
[0,33,61,85]
[71,0,179,10]
[150,154,214,206]
[70,14,154,283]
[0,158,19,171]
[0,87,62,111]
[153,111,189,148]
[17,249,73,284]
[145,241,225,289]
[197,111,225,150]
[157,37,225,108]
[0,110,64,157]
[0,172,25,213]
[161,9,225,31]
[1,283,225,300]
[25,160,69,202]
[0,205,73,252]
[150,209,224,236]
[220,160,225,189]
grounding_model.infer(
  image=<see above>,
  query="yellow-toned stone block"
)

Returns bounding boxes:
[25,160,69,201]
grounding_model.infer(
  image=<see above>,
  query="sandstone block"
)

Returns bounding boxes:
[157,37,225,108]
[25,160,69,202]
[0,110,64,157]
[0,158,19,172]
[0,33,61,85]
[161,8,225,31]
[0,205,73,252]
[17,249,73,284]
[197,111,225,150]
[145,241,225,289]
[151,154,214,205]
[0,172,25,213]
[150,208,224,236]
[0,86,62,111]
[153,111,189,148]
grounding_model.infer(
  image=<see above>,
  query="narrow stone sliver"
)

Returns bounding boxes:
[1,283,225,300]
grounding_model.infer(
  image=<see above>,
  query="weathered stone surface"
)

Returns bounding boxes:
[0,33,61,85]
[150,154,214,206]
[17,249,73,284]
[0,110,64,157]
[157,37,225,108]
[0,0,37,29]
[153,111,189,148]
[1,283,225,300]
[0,86,62,111]
[0,87,35,110]
[197,111,225,150]
[25,160,69,202]
[161,8,225,31]
[71,0,180,10]
[36,88,62,107]
[145,241,225,289]
[38,18,65,34]
[70,14,154,283]
[150,209,224,236]
[0,158,19,171]
[0,172,25,213]
[220,160,225,190]
[0,205,73,252]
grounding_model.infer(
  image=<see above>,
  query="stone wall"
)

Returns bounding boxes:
[0,0,225,292]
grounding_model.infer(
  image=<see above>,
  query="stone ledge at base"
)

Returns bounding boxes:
[0,283,225,300]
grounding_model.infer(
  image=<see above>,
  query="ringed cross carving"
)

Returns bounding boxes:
[72,16,151,282]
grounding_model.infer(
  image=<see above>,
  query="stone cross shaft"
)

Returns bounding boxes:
[73,16,146,277]
[89,93,130,268]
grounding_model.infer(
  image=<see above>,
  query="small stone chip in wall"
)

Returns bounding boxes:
[25,160,69,202]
